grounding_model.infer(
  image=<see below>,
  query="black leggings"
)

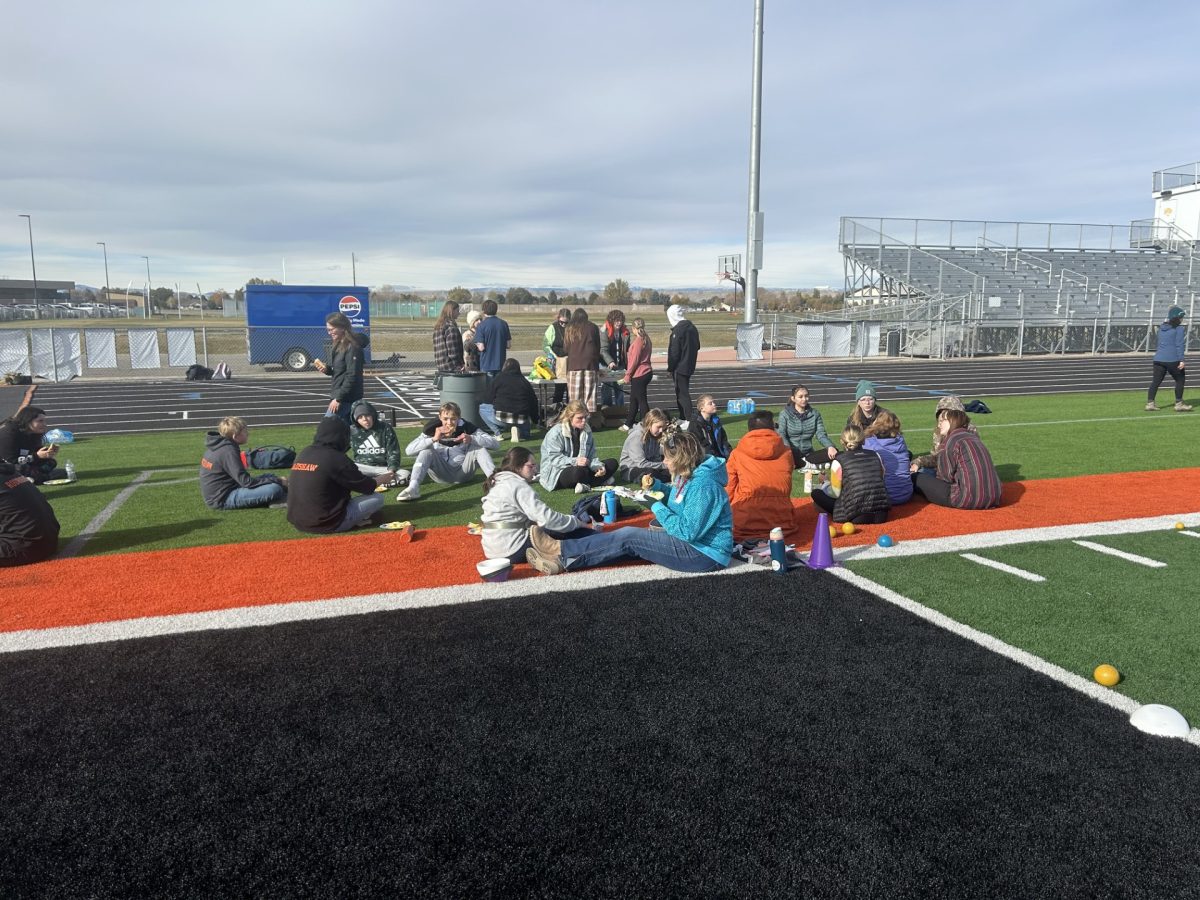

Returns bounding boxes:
[791,447,832,468]
[672,373,693,419]
[810,489,888,524]
[911,471,953,507]
[1149,361,1185,402]
[555,459,618,490]
[618,464,668,484]
[626,374,652,427]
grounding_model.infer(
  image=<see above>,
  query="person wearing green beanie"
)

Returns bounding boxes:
[1146,305,1191,412]
[848,379,889,430]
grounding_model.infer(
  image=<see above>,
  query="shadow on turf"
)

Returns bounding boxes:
[74,519,221,556]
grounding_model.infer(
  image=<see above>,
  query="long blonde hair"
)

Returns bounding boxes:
[661,426,704,480]
[557,400,590,428]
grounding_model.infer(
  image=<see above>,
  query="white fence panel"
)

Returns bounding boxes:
[128,329,162,369]
[86,330,118,368]
[166,328,197,366]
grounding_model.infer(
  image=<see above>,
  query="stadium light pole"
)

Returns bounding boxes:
[141,255,152,318]
[97,242,111,313]
[743,0,765,325]
[18,215,40,320]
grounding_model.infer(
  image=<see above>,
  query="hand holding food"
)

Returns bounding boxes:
[640,474,655,490]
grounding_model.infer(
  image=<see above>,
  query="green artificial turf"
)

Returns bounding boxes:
[846,529,1200,722]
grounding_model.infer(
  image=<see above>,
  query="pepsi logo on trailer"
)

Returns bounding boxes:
[339,295,362,317]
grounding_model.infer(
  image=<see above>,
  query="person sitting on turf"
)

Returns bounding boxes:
[847,380,889,432]
[538,401,617,494]
[617,407,671,484]
[778,384,837,468]
[199,415,288,511]
[725,409,804,544]
[287,417,391,533]
[863,410,913,505]
[811,425,890,525]
[526,426,733,575]
[478,357,541,440]
[0,406,68,484]
[0,460,60,567]
[910,409,1002,509]
[479,446,600,564]
[398,402,500,501]
[688,394,733,459]
[350,400,409,485]
[909,395,977,473]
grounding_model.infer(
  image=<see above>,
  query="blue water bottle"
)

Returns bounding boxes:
[769,526,787,573]
[603,490,618,524]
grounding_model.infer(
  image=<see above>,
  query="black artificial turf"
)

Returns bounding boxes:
[2,571,1199,898]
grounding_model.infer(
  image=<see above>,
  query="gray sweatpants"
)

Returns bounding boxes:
[410,447,495,487]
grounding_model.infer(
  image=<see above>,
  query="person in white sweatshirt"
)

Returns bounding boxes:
[479,446,599,562]
[397,402,500,501]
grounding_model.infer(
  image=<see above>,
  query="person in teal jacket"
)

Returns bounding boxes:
[525,426,733,575]
[778,384,836,467]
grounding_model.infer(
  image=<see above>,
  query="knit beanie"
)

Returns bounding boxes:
[854,380,876,401]
[1167,305,1186,321]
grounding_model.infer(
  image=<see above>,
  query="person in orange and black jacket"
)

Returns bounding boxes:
[287,418,391,533]
[0,460,59,567]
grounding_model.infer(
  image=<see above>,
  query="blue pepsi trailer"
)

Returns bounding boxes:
[245,284,370,371]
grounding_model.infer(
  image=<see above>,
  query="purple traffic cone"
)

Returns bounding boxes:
[807,512,837,570]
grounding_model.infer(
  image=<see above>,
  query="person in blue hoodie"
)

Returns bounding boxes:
[1147,305,1192,412]
[524,426,733,575]
[862,409,913,505]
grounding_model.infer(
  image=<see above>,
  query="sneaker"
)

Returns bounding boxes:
[267,501,288,509]
[397,484,421,501]
[529,525,562,558]
[510,426,521,442]
[525,547,564,576]
[392,468,411,485]
[574,482,588,494]
[1145,401,1160,411]
[618,424,630,432]
[1175,401,1193,411]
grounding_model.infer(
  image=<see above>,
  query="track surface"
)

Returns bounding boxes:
[33,355,1160,435]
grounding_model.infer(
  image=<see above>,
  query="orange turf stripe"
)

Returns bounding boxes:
[2,469,1197,634]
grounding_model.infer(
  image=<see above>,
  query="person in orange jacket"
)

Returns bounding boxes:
[724,408,804,544]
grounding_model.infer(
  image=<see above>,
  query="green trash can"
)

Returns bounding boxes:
[437,372,487,428]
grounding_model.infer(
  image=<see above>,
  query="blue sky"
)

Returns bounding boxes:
[2,0,1198,293]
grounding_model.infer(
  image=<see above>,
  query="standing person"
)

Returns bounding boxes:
[1147,305,1192,411]
[397,402,500,501]
[314,312,368,423]
[600,309,631,408]
[525,427,734,576]
[666,304,700,419]
[622,317,653,431]
[199,415,288,510]
[480,358,540,440]
[286,418,390,533]
[542,307,571,406]
[910,409,1002,509]
[350,400,409,483]
[474,299,512,379]
[725,409,803,544]
[688,394,733,459]
[564,308,602,413]
[811,425,891,525]
[432,300,464,373]
[863,410,913,505]
[462,310,483,373]
[778,385,837,468]
[617,408,671,483]
[0,406,67,484]
[0,460,60,567]
[479,446,599,564]
[538,401,616,493]
[847,380,888,431]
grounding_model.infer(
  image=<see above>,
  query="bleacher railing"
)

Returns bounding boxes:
[842,216,1196,253]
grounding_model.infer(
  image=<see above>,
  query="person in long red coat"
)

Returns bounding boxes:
[725,409,804,544]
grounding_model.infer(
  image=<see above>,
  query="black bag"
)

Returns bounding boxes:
[185,364,214,381]
[247,445,296,469]
[964,400,992,414]
[571,492,626,521]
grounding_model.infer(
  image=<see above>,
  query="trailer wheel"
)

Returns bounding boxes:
[282,348,311,371]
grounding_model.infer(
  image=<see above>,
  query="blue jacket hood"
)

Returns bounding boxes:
[694,454,728,486]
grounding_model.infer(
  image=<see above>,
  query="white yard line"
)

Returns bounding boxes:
[1072,540,1166,568]
[1179,530,1200,539]
[959,553,1045,582]
[60,471,154,558]
[374,374,423,418]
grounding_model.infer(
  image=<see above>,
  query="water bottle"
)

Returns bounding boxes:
[743,397,756,414]
[803,468,814,494]
[769,526,787,572]
[65,460,76,482]
[602,490,618,524]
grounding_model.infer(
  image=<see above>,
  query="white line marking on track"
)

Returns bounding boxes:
[960,553,1046,582]
[375,375,422,418]
[1072,540,1166,568]
[61,471,154,558]
[829,567,1200,748]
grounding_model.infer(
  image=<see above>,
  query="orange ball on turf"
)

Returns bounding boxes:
[842,522,856,535]
[1093,664,1120,687]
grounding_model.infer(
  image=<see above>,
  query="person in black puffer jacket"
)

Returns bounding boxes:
[480,358,541,438]
[810,425,890,525]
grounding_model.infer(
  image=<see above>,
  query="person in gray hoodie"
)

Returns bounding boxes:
[199,416,287,510]
[1147,305,1192,411]
[479,446,598,563]
[618,408,671,483]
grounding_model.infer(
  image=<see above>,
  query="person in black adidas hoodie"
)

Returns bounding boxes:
[0,461,60,567]
[199,416,287,510]
[287,418,391,533]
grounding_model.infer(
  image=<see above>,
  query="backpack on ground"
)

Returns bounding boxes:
[185,364,214,381]
[247,445,296,469]
[571,492,625,522]
[213,362,232,379]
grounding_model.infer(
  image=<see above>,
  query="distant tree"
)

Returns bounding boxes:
[486,290,505,305]
[152,286,176,309]
[670,293,689,307]
[587,291,600,306]
[603,278,632,305]
[547,289,559,306]
[507,286,535,305]
[447,286,472,306]
[209,289,229,310]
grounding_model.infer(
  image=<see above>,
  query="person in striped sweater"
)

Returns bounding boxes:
[910,409,1001,509]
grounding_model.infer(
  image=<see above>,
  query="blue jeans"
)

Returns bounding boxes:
[325,400,355,424]
[559,527,723,573]
[477,403,503,435]
[334,494,385,531]
[601,381,626,407]
[223,482,286,510]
